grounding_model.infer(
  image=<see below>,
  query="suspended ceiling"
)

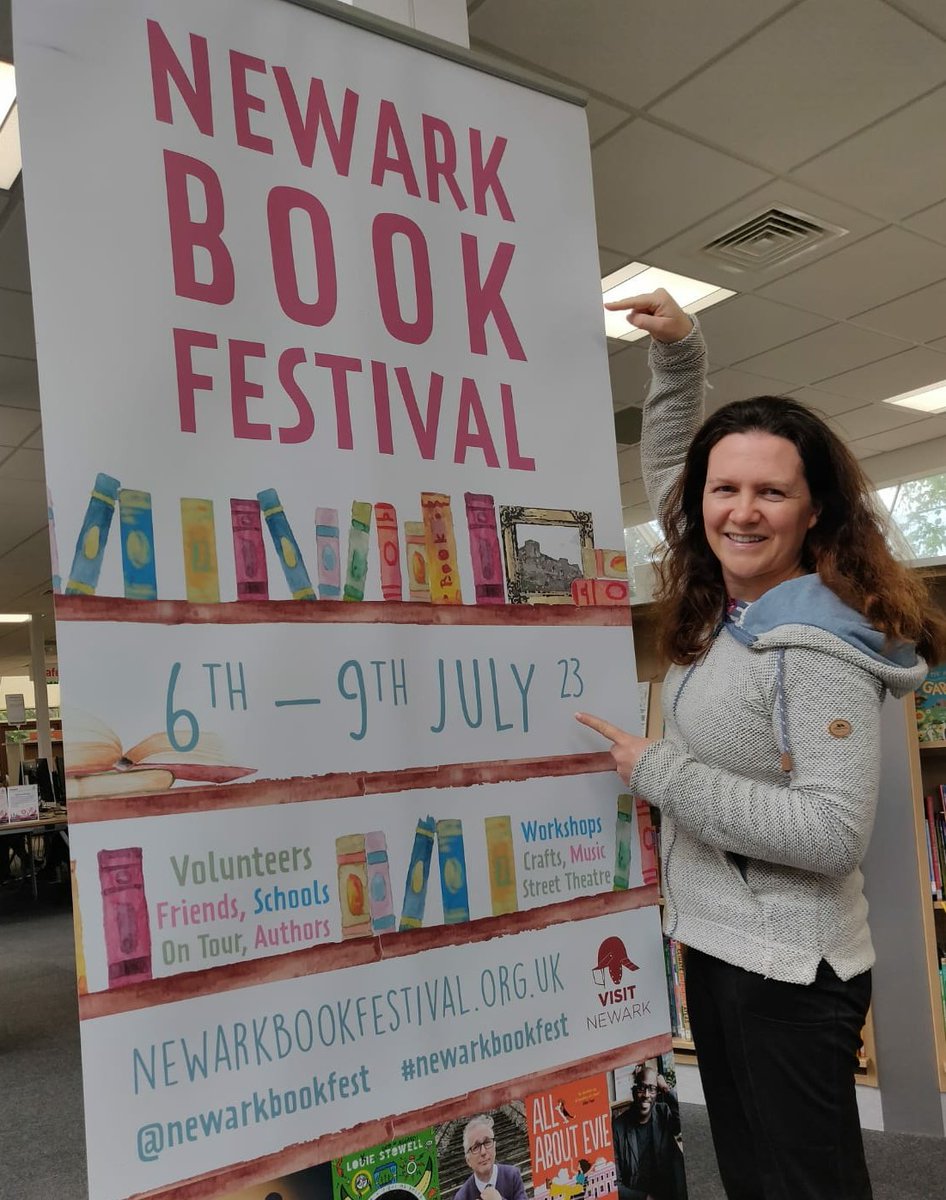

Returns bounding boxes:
[1,0,946,669]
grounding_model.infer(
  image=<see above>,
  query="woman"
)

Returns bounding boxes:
[577,289,946,1200]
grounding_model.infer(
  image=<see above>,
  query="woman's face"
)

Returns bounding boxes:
[702,431,818,602]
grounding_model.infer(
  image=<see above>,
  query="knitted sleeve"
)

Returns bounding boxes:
[640,320,708,525]
[629,649,883,877]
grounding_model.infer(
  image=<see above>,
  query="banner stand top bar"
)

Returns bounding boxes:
[282,0,588,106]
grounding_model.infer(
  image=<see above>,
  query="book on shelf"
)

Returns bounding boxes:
[663,935,691,1044]
[915,665,946,743]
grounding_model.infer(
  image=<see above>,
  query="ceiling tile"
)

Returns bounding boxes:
[642,180,883,291]
[0,1,11,61]
[850,280,946,344]
[929,336,946,354]
[0,447,46,482]
[788,386,870,418]
[599,247,629,276]
[609,344,651,410]
[818,346,946,402]
[705,367,794,409]
[0,356,39,408]
[904,199,946,245]
[0,198,30,294]
[850,414,946,456]
[470,0,788,109]
[757,227,946,319]
[832,402,926,440]
[618,444,643,483]
[696,296,831,368]
[22,427,42,450]
[586,97,630,144]
[620,477,649,509]
[860,434,946,487]
[0,289,35,360]
[650,0,946,172]
[793,87,946,220]
[733,324,906,386]
[892,0,946,38]
[0,408,39,449]
[592,120,770,255]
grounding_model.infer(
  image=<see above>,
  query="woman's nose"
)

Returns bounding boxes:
[730,491,759,523]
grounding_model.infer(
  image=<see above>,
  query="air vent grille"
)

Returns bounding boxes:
[702,207,848,271]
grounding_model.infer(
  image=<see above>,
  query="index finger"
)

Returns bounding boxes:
[574,711,624,743]
[603,290,660,313]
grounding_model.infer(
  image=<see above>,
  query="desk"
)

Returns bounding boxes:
[0,809,68,899]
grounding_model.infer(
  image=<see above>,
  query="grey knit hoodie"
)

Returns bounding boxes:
[629,323,927,984]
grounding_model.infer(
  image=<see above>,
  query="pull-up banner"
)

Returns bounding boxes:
[14,1,672,1196]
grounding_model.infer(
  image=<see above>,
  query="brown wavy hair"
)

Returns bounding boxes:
[654,394,946,666]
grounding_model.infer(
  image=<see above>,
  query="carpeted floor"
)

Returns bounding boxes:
[2,885,945,1200]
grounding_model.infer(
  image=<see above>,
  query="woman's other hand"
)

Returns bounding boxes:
[604,286,692,344]
[574,712,652,785]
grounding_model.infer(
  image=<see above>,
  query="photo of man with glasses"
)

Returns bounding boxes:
[611,1064,688,1200]
[455,1115,528,1200]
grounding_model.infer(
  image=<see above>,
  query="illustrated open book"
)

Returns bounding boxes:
[64,710,256,799]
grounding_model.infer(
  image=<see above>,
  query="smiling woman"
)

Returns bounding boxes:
[574,288,946,1200]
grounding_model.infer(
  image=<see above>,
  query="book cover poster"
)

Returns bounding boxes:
[527,1076,615,1200]
[332,1129,438,1200]
[609,1057,688,1200]
[436,1102,531,1200]
[915,664,946,742]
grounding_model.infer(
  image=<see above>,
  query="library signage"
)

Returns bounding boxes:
[15,1,673,1196]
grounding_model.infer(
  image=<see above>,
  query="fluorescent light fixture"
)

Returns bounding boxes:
[0,613,31,623]
[883,380,946,415]
[0,63,20,191]
[602,262,735,342]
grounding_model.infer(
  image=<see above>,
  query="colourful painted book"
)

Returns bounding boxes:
[485,815,518,915]
[180,497,220,603]
[315,506,342,599]
[613,793,633,890]
[436,818,470,924]
[344,501,372,602]
[336,834,372,939]
[404,520,430,602]
[421,492,462,604]
[258,487,315,599]
[118,488,158,601]
[98,847,152,989]
[365,831,395,933]
[571,578,630,606]
[230,498,269,601]
[375,502,403,601]
[465,492,505,604]
[636,797,659,887]
[399,816,436,930]
[65,472,120,595]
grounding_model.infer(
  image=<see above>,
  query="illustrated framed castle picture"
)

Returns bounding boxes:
[499,506,595,604]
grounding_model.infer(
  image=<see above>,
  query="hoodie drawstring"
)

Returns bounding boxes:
[774,648,793,773]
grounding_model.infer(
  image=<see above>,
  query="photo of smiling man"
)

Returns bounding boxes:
[455,1114,528,1200]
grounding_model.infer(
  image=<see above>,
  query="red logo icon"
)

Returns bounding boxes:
[592,935,639,985]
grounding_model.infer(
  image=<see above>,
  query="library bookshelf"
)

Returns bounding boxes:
[904,706,946,1091]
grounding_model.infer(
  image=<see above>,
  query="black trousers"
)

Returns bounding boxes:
[685,947,872,1200]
